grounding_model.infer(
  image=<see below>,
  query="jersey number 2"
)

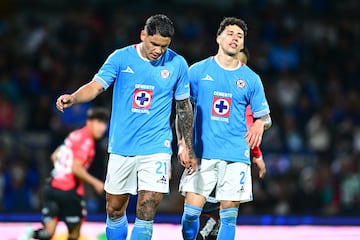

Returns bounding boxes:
[239,171,245,184]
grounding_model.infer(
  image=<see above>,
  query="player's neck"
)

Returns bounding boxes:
[137,43,148,60]
[215,53,240,69]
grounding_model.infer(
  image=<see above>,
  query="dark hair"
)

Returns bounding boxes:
[217,17,248,36]
[240,47,250,61]
[87,107,110,122]
[144,14,174,37]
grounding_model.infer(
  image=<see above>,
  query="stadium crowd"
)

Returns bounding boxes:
[0,0,359,217]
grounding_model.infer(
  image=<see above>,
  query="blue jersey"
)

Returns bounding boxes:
[94,44,190,156]
[190,56,270,164]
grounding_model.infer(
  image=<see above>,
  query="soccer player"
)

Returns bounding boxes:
[179,17,271,240]
[55,14,196,240]
[20,107,110,240]
[196,48,266,240]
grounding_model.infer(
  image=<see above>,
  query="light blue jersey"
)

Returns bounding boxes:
[190,56,270,164]
[94,44,190,156]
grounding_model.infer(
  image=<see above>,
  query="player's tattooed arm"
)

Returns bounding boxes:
[175,98,195,160]
[255,113,272,130]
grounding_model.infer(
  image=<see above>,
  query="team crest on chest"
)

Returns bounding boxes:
[236,79,246,88]
[160,69,170,79]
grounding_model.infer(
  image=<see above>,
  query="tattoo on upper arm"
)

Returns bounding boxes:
[176,99,195,158]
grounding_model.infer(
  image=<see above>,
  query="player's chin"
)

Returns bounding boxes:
[228,51,239,57]
[94,133,104,139]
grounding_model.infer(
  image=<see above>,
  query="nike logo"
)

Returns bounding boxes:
[121,66,134,73]
[201,74,214,81]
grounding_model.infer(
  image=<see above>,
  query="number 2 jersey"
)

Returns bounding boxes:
[190,56,270,164]
[94,44,190,156]
[50,127,95,196]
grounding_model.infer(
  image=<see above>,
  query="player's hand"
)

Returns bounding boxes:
[56,94,74,112]
[252,156,266,179]
[178,139,197,175]
[93,180,104,195]
[186,157,197,175]
[244,119,264,149]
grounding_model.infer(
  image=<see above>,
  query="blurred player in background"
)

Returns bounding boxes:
[196,48,266,240]
[179,17,271,240]
[55,14,196,240]
[20,107,110,240]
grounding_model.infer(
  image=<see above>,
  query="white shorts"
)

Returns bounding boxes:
[179,159,253,203]
[104,153,171,195]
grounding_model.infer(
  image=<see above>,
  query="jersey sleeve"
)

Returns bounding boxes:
[189,64,199,104]
[248,74,270,118]
[174,56,190,100]
[94,50,121,90]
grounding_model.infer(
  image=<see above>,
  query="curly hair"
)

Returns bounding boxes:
[216,17,248,36]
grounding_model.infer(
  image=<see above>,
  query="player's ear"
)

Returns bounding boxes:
[216,35,220,45]
[140,30,147,41]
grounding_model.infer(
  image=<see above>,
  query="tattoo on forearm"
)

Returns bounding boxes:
[176,99,195,159]
[260,114,272,130]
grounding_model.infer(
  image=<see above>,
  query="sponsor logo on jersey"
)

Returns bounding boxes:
[132,89,153,109]
[121,66,134,73]
[157,175,167,184]
[212,96,231,117]
[201,74,214,81]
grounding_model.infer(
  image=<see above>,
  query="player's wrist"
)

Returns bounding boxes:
[253,155,263,161]
[70,94,77,104]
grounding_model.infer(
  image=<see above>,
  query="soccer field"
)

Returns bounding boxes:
[4,222,360,240]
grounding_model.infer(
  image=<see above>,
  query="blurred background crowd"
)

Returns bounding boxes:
[0,0,359,218]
